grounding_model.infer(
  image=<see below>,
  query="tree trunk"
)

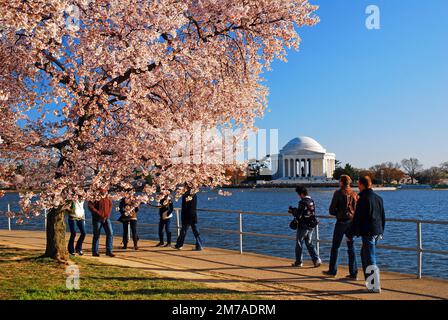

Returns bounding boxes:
[44,207,68,261]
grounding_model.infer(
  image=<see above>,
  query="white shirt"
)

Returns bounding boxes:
[71,200,85,220]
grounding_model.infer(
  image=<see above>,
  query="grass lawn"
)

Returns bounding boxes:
[0,245,256,300]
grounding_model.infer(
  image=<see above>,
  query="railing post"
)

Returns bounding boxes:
[175,208,180,237]
[315,223,320,257]
[44,208,47,230]
[239,213,243,254]
[7,203,11,231]
[417,222,422,279]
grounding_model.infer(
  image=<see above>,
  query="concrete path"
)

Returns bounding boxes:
[0,230,447,300]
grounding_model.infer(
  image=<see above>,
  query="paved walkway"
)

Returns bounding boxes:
[0,230,447,300]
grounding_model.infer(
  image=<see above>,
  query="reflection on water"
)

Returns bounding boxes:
[1,188,447,279]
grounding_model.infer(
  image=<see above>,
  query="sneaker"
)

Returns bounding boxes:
[155,242,164,247]
[367,287,381,294]
[322,270,337,277]
[174,245,183,250]
[76,250,84,256]
[194,247,203,251]
[346,274,358,280]
[92,253,100,257]
[121,245,127,250]
[164,243,171,247]
[106,252,116,257]
[313,259,322,267]
[291,262,303,267]
[69,252,75,256]
[134,245,139,250]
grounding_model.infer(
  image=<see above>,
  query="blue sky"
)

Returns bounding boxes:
[256,0,448,168]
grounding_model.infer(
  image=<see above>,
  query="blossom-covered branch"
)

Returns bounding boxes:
[0,0,319,214]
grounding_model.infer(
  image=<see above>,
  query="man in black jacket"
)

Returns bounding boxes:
[174,187,204,251]
[351,176,386,293]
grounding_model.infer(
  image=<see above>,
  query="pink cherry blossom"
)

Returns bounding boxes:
[1,0,319,213]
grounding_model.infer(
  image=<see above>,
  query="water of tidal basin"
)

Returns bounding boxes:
[1,188,447,279]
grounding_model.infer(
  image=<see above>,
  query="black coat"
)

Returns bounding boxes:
[351,189,386,237]
[159,202,174,219]
[181,193,197,225]
[118,199,139,221]
[294,196,316,229]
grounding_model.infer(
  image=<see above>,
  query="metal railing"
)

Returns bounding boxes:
[129,207,448,279]
[186,208,448,279]
[4,205,448,279]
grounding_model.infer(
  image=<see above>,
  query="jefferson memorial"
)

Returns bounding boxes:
[270,136,336,180]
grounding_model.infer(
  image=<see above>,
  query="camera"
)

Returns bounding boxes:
[288,206,297,214]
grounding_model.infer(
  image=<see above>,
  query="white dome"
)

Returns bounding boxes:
[280,136,326,154]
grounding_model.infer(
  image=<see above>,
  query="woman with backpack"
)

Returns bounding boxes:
[288,186,321,268]
[323,175,359,279]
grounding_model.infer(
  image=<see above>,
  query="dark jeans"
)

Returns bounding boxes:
[122,219,138,244]
[361,235,379,279]
[158,218,172,244]
[295,227,320,264]
[92,218,114,254]
[176,223,203,249]
[328,220,357,276]
[68,219,86,254]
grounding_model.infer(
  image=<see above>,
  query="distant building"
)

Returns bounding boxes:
[269,136,336,180]
[399,175,419,185]
[246,157,272,181]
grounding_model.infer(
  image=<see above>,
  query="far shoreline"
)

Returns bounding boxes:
[2,184,447,195]
[220,183,395,189]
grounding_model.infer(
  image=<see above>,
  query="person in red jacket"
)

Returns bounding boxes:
[88,188,115,257]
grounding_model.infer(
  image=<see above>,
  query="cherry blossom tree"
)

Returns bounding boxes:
[0,0,318,260]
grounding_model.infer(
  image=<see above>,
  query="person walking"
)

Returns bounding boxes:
[156,197,173,247]
[323,175,359,279]
[289,186,322,268]
[67,200,86,256]
[88,188,115,257]
[118,198,139,250]
[351,176,386,293]
[174,188,204,251]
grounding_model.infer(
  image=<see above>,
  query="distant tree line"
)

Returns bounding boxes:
[333,158,448,185]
